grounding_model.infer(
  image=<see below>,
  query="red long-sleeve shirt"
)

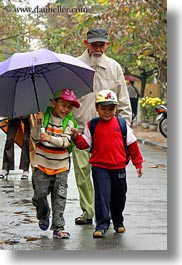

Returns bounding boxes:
[74,117,143,170]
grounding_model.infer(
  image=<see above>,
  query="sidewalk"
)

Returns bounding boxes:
[0,128,167,250]
[133,124,167,150]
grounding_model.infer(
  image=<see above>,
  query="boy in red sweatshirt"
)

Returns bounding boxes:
[72,89,143,238]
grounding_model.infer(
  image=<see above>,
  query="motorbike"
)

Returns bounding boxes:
[155,105,167,138]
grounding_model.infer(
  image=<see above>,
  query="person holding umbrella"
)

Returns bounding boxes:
[0,115,31,179]
[31,88,80,239]
[72,28,132,225]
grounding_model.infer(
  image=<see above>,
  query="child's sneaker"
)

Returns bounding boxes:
[53,230,70,239]
[114,225,126,233]
[93,230,106,238]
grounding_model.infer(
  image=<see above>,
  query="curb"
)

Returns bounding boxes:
[137,137,167,151]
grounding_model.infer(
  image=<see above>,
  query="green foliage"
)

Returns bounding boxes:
[40,0,166,85]
[0,0,31,60]
[0,0,167,98]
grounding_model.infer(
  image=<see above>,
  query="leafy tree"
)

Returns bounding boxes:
[40,0,166,98]
[8,0,165,98]
[71,0,167,98]
[0,0,31,60]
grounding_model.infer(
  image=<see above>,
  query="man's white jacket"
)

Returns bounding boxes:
[72,49,132,132]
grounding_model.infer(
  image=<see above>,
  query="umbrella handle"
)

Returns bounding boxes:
[40,127,45,133]
[40,119,45,133]
[31,73,40,112]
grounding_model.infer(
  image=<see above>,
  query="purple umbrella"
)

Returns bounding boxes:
[0,48,95,118]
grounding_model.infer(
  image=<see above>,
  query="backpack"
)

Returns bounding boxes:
[89,116,130,163]
[43,106,78,153]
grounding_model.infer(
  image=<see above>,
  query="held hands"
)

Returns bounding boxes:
[137,168,143,178]
[71,128,79,139]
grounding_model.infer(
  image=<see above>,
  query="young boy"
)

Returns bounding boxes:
[72,89,143,238]
[31,88,80,239]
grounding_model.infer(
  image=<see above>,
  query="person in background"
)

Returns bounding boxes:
[127,81,140,122]
[72,28,132,225]
[72,90,143,238]
[0,116,30,179]
[31,89,80,239]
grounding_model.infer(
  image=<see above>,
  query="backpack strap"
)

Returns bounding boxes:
[43,106,52,129]
[116,116,129,163]
[43,107,78,154]
[62,112,79,154]
[89,117,99,153]
[132,85,140,98]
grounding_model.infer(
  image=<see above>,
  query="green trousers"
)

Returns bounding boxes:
[72,146,94,219]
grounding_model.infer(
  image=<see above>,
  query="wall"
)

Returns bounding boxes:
[136,83,161,98]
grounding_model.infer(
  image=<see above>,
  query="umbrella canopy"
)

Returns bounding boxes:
[0,48,95,118]
[124,75,140,82]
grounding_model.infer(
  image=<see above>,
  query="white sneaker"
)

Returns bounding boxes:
[0,170,9,179]
[21,171,29,179]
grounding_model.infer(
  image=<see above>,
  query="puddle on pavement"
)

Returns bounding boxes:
[1,239,20,245]
[24,236,41,242]
[22,218,37,224]
[0,236,40,247]
[12,199,32,205]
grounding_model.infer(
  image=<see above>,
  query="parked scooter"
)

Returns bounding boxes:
[155,105,167,138]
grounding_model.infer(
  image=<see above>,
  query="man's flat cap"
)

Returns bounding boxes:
[87,29,109,43]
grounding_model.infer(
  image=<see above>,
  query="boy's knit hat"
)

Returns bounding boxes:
[95,90,118,106]
[52,88,80,108]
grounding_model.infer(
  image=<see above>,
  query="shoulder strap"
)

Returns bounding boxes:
[89,117,99,153]
[43,106,52,129]
[132,85,140,98]
[62,112,78,154]
[90,117,99,138]
[116,116,129,162]
[117,116,127,138]
[62,112,78,131]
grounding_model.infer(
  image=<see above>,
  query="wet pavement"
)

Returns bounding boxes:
[133,124,167,150]
[0,129,167,250]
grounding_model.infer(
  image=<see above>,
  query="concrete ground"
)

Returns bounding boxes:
[133,124,167,150]
[0,127,167,251]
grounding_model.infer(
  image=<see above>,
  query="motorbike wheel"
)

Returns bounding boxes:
[159,116,167,138]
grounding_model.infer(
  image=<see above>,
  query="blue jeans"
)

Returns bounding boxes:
[92,166,127,231]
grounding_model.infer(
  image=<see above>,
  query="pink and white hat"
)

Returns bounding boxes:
[52,88,80,108]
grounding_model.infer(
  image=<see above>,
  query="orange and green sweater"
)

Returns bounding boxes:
[31,113,74,175]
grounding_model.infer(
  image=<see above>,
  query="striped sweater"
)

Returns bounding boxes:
[31,113,74,173]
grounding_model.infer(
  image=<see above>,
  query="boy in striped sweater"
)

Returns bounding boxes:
[31,89,80,239]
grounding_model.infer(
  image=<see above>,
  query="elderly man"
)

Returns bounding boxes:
[72,28,132,225]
